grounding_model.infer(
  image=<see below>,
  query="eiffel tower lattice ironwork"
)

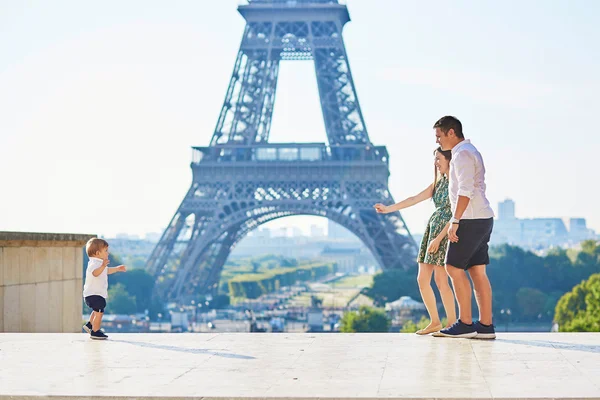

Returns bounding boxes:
[146,0,418,304]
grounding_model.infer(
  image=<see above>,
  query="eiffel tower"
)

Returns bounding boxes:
[146,0,418,304]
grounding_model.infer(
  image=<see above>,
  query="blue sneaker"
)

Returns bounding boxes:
[90,330,108,340]
[474,321,496,340]
[433,319,477,338]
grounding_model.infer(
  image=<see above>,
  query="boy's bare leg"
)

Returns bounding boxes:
[92,312,104,332]
[88,311,95,325]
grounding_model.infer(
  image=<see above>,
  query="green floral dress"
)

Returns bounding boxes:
[417,175,452,266]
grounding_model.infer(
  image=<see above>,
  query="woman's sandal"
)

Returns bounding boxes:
[415,323,443,335]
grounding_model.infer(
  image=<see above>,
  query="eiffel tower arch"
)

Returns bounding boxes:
[146,0,418,304]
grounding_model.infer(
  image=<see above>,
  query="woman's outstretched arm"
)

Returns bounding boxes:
[374,183,434,214]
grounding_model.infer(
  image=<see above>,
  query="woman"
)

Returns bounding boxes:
[374,147,456,334]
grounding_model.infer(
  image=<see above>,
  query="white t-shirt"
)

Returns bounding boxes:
[82,257,108,299]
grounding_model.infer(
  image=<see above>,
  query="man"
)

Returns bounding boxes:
[433,116,496,339]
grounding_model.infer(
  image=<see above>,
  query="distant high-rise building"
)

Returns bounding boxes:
[520,218,569,247]
[570,218,587,232]
[569,218,594,243]
[492,199,596,250]
[498,199,516,220]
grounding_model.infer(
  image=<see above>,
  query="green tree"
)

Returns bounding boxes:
[543,291,565,319]
[580,240,600,256]
[194,294,230,310]
[554,273,600,332]
[486,244,600,323]
[107,283,137,315]
[366,269,419,307]
[400,319,418,333]
[109,268,155,313]
[365,243,600,324]
[129,255,147,269]
[213,294,230,309]
[515,287,547,320]
[340,306,390,333]
[280,257,298,267]
[251,261,260,273]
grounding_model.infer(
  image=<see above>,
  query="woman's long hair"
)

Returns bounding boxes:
[432,147,452,197]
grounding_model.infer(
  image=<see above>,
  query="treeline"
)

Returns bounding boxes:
[554,272,600,332]
[366,241,600,325]
[228,263,335,299]
[220,254,300,291]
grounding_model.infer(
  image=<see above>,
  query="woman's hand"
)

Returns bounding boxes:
[427,238,441,253]
[373,203,390,214]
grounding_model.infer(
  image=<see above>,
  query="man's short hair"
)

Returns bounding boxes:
[433,116,464,139]
[86,238,109,257]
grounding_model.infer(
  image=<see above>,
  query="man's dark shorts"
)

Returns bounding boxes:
[85,295,106,313]
[445,218,494,270]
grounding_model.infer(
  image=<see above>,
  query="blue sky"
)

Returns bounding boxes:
[1,0,598,238]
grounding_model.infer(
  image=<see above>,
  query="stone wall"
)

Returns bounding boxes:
[0,232,95,332]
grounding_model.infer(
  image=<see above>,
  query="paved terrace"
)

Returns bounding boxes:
[1,333,599,399]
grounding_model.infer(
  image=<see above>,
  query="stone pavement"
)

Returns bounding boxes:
[1,332,599,399]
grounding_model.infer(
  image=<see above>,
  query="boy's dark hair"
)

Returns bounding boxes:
[433,116,464,139]
[86,238,109,257]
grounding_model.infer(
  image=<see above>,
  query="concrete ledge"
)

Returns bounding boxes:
[1,232,91,332]
[0,231,96,247]
[0,333,599,399]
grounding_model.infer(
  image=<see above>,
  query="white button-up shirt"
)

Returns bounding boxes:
[449,139,495,220]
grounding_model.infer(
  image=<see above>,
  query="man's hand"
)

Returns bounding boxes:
[117,265,127,272]
[427,238,441,253]
[448,223,459,243]
[373,203,389,214]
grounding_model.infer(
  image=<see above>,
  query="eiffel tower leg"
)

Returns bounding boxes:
[187,223,244,299]
[311,24,368,146]
[163,218,218,300]
[145,198,192,277]
[359,207,418,270]
[166,220,246,303]
[212,40,280,145]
